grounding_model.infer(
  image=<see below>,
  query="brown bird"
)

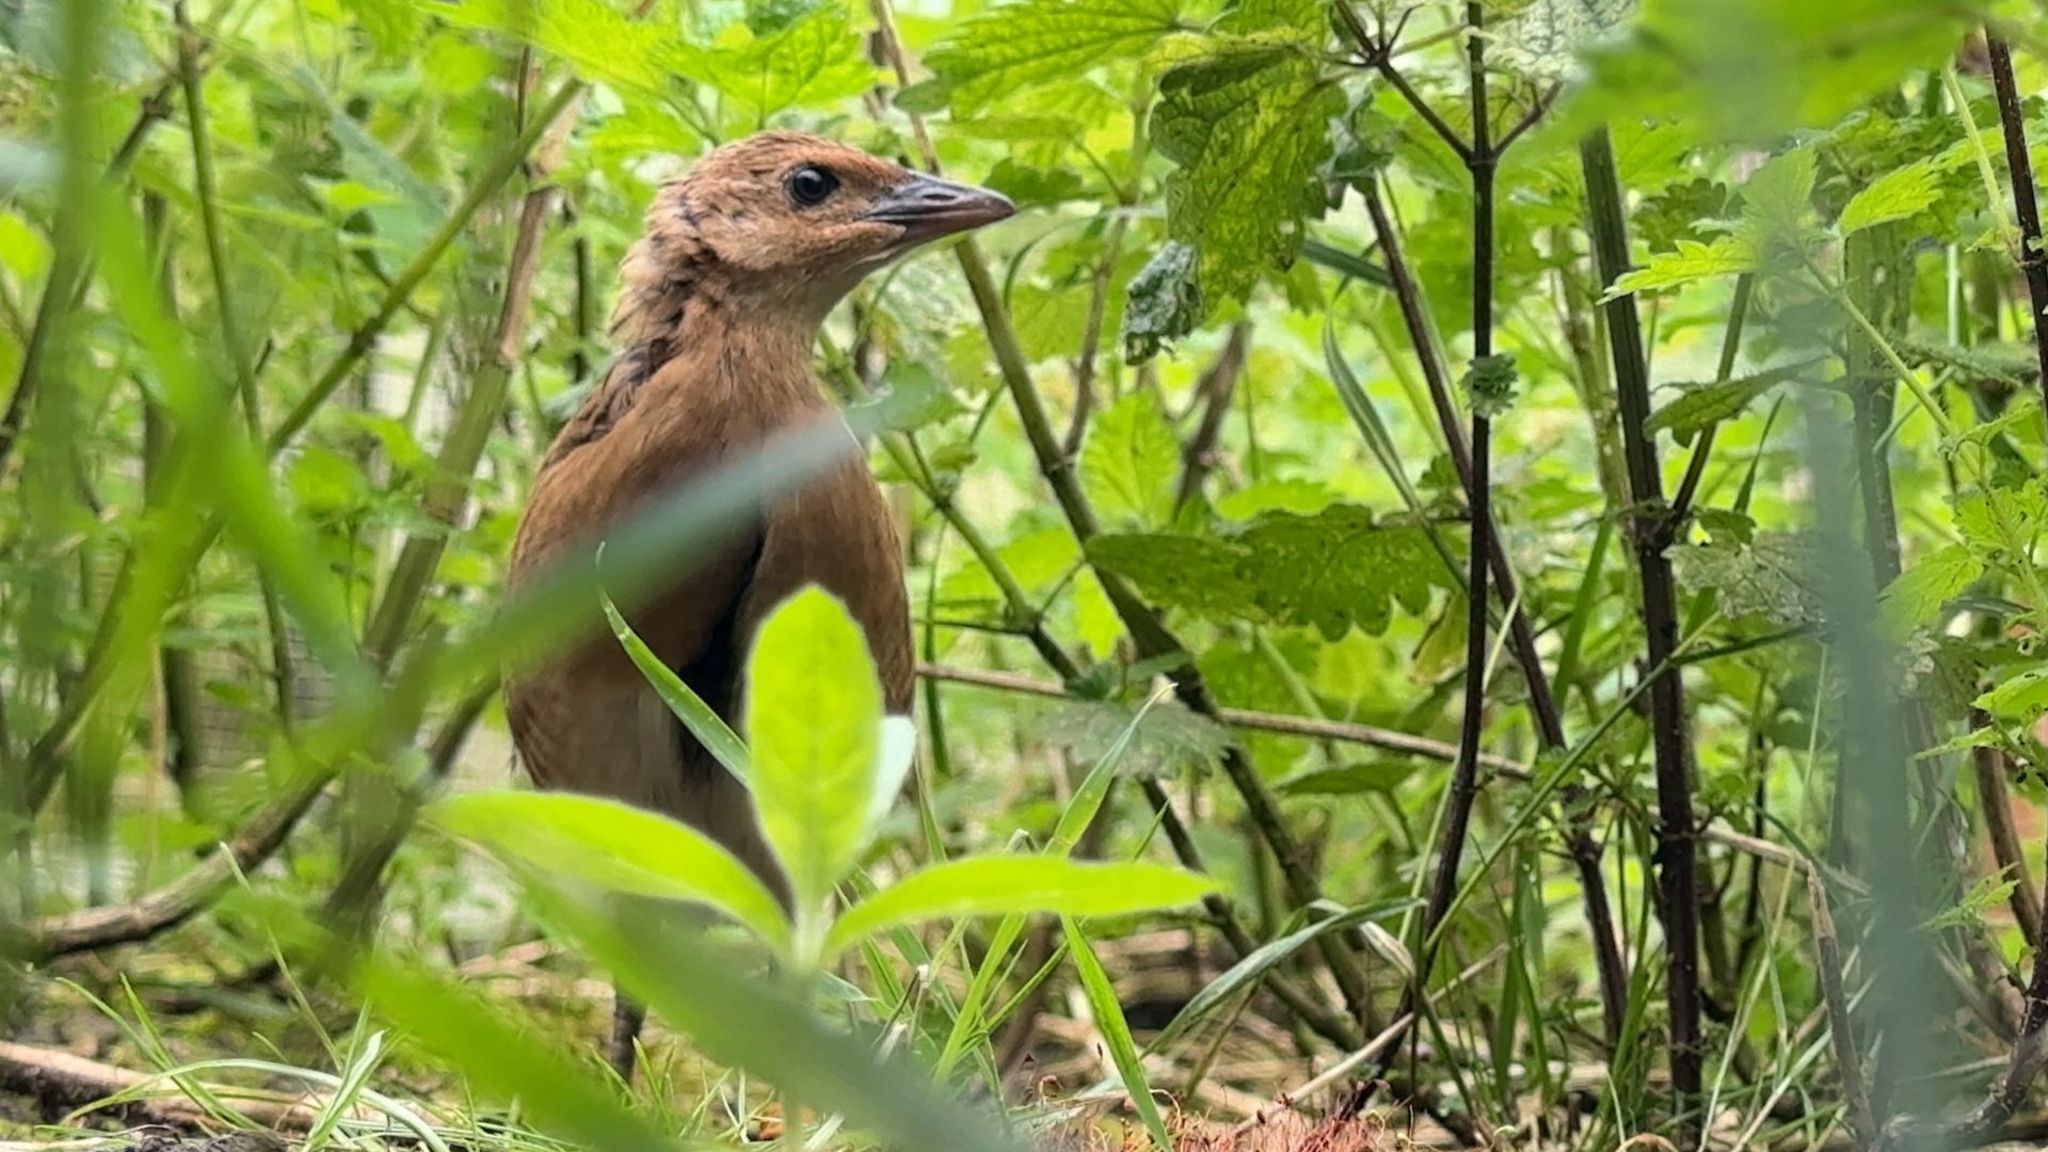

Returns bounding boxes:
[503,132,1013,1079]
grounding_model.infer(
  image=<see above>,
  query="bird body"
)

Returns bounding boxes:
[502,134,1012,1056]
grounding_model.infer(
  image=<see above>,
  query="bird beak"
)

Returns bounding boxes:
[862,172,1015,243]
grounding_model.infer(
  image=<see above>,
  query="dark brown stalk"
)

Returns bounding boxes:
[1363,174,1628,1045]
[1985,35,2048,420]
[1669,274,1755,529]
[1974,709,2042,948]
[1065,215,1129,458]
[1964,810,2048,1133]
[1580,127,1704,1133]
[1811,880,1876,1148]
[1404,3,1499,1036]
[1173,321,1250,511]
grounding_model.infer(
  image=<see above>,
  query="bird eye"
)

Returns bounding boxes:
[785,165,840,208]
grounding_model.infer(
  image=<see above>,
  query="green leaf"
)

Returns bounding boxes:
[1669,531,1826,627]
[429,791,790,949]
[707,4,880,119]
[746,586,886,921]
[1462,354,1519,419]
[1878,545,1982,640]
[1122,241,1203,363]
[429,0,690,94]
[1153,34,1341,302]
[1645,360,1817,444]
[1083,393,1181,529]
[603,589,750,787]
[1838,159,1941,236]
[1064,918,1173,1152]
[1088,505,1452,639]
[1025,697,1232,780]
[824,857,1214,959]
[1276,760,1416,796]
[1977,668,2048,722]
[921,0,1183,113]
[1608,235,1757,298]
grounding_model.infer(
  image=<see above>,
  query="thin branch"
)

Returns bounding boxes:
[1064,214,1129,458]
[868,0,1379,1031]
[1173,321,1250,512]
[1669,273,1754,531]
[1974,708,2042,948]
[1582,125,1705,1134]
[1331,1,1473,163]
[1985,34,2048,429]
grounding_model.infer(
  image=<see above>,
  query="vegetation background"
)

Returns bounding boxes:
[4,0,2048,1150]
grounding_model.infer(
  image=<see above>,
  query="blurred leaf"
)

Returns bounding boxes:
[361,960,692,1152]
[1277,760,1416,796]
[1462,354,1519,419]
[825,856,1214,958]
[1083,392,1180,529]
[1063,917,1173,1152]
[746,586,885,925]
[429,0,691,94]
[429,791,791,948]
[1879,545,1983,641]
[1670,531,1826,627]
[1977,668,2048,723]
[603,588,751,786]
[1088,505,1452,639]
[1026,696,1232,779]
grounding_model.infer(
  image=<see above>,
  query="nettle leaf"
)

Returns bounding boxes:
[1608,235,1756,298]
[1646,359,1817,444]
[1084,393,1181,529]
[1879,545,1983,640]
[1491,0,1637,84]
[1122,241,1202,363]
[1087,505,1451,639]
[430,0,691,94]
[1670,531,1826,627]
[1154,34,1341,303]
[1025,697,1232,780]
[1977,668,2048,723]
[1837,158,1941,236]
[707,4,880,119]
[1462,354,1519,419]
[919,0,1185,113]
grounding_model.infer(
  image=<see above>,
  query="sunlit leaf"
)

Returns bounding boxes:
[920,0,1185,113]
[1083,392,1181,529]
[1838,159,1941,235]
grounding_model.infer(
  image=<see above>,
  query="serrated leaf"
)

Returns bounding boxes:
[1122,241,1202,363]
[1838,159,1941,235]
[429,0,693,94]
[1607,235,1757,298]
[923,0,1184,113]
[1153,34,1341,303]
[1878,545,1983,640]
[1083,393,1181,529]
[1087,505,1452,639]
[1645,360,1817,444]
[1670,531,1826,627]
[1025,697,1232,780]
[710,4,880,119]
[1977,668,2048,722]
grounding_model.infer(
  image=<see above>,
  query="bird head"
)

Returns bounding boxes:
[623,131,1015,335]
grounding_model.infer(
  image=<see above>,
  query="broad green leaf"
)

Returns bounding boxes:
[429,0,692,94]
[1087,505,1452,639]
[1669,531,1825,627]
[1025,696,1231,779]
[1879,545,1982,640]
[746,586,885,920]
[1153,34,1341,302]
[823,857,1215,958]
[1554,0,1987,145]
[921,0,1184,113]
[707,4,880,119]
[1276,760,1416,796]
[1064,918,1173,1152]
[1838,159,1941,236]
[603,590,750,786]
[1083,393,1181,528]
[429,791,790,949]
[1977,668,2048,722]
[1608,236,1756,298]
[1645,360,1818,444]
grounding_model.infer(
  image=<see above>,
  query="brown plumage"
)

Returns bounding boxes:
[503,132,1013,1075]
